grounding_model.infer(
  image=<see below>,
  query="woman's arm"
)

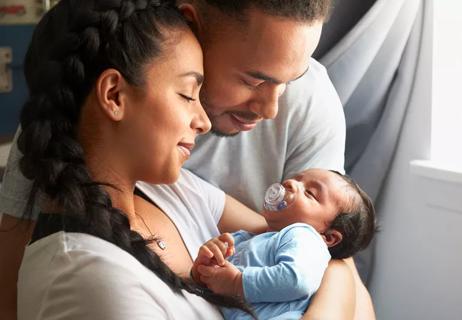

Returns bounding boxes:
[0,214,35,320]
[217,195,267,234]
[303,259,355,320]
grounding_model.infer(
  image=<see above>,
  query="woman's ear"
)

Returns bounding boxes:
[177,2,203,36]
[95,69,126,121]
[322,229,343,248]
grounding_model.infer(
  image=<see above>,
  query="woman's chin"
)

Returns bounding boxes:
[142,168,181,185]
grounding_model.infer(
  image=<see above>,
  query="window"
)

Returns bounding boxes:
[431,1,462,170]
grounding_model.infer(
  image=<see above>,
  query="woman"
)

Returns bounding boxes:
[17,0,255,318]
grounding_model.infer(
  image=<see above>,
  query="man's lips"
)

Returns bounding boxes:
[177,142,195,158]
[229,113,260,131]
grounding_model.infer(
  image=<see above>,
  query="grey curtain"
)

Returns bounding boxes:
[320,0,423,282]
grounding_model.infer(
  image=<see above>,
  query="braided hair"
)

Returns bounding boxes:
[18,0,254,314]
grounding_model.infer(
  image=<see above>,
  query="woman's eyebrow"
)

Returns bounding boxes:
[179,71,204,86]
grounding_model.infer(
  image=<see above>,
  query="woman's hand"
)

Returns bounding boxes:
[196,261,244,298]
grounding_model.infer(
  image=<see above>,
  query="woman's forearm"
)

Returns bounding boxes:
[302,259,355,320]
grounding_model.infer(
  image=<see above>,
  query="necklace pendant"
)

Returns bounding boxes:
[156,239,167,250]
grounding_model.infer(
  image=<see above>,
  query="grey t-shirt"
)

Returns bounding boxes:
[0,58,344,217]
[185,58,345,211]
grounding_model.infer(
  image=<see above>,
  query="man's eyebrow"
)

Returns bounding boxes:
[245,65,310,85]
[179,72,204,86]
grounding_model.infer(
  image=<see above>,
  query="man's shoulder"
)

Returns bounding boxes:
[279,58,339,117]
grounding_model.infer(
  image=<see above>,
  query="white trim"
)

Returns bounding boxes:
[410,160,462,184]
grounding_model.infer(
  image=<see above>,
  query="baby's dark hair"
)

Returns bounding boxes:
[327,171,377,259]
[17,0,253,315]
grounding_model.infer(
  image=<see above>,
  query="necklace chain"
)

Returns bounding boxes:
[134,212,167,250]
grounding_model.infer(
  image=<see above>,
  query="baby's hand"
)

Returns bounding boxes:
[191,233,235,284]
[197,261,244,297]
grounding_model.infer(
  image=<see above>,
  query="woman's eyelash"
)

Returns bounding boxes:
[178,93,196,102]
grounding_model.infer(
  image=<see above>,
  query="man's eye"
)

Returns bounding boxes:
[178,93,196,102]
[241,79,261,89]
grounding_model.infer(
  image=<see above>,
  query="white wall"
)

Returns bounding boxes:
[369,1,462,319]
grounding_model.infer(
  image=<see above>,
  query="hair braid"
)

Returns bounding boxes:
[19,0,254,316]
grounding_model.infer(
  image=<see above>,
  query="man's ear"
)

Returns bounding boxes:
[95,68,126,121]
[322,229,343,248]
[177,2,204,36]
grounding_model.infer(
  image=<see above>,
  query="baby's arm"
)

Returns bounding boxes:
[199,225,330,304]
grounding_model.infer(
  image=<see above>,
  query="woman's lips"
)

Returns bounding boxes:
[177,142,194,159]
[229,113,259,131]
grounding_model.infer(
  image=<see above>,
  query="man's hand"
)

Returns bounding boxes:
[191,233,235,285]
[197,261,244,298]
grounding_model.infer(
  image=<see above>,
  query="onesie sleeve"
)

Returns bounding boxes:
[241,224,331,303]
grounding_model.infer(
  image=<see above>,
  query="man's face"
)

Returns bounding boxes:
[197,8,323,136]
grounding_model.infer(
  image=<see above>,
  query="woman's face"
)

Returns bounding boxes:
[121,28,210,184]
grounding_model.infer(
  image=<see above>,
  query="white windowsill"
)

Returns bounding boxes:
[410,160,462,185]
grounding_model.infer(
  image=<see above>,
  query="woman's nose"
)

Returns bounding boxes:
[192,101,212,135]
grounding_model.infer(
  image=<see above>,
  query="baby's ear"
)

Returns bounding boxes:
[322,229,343,248]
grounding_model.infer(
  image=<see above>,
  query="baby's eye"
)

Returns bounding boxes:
[304,190,317,200]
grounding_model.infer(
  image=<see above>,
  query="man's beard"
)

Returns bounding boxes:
[210,127,240,138]
[201,99,241,138]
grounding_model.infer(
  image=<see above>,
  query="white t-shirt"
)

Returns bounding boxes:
[0,58,345,218]
[135,169,224,259]
[18,169,226,319]
[18,232,223,320]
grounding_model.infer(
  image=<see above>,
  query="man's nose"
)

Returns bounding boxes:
[249,84,285,120]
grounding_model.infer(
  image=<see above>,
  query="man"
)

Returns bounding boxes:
[0,0,374,319]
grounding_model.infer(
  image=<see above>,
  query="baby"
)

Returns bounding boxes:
[191,168,376,320]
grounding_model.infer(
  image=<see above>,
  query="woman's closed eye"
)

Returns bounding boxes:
[178,93,196,102]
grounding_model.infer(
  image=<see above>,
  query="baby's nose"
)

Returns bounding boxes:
[283,179,304,193]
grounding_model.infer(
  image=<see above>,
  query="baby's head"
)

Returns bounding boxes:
[262,168,376,259]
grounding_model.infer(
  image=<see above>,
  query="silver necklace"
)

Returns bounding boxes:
[135,212,167,250]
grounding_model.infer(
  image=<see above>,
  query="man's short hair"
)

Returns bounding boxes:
[200,0,332,22]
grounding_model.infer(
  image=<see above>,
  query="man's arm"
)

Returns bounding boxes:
[345,257,376,320]
[303,258,376,320]
[0,214,35,320]
[303,259,355,320]
[218,195,267,234]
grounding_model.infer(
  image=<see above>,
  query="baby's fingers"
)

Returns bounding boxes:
[196,245,214,265]
[206,240,228,266]
[218,233,235,257]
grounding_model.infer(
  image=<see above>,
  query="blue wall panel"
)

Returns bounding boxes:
[0,25,34,136]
